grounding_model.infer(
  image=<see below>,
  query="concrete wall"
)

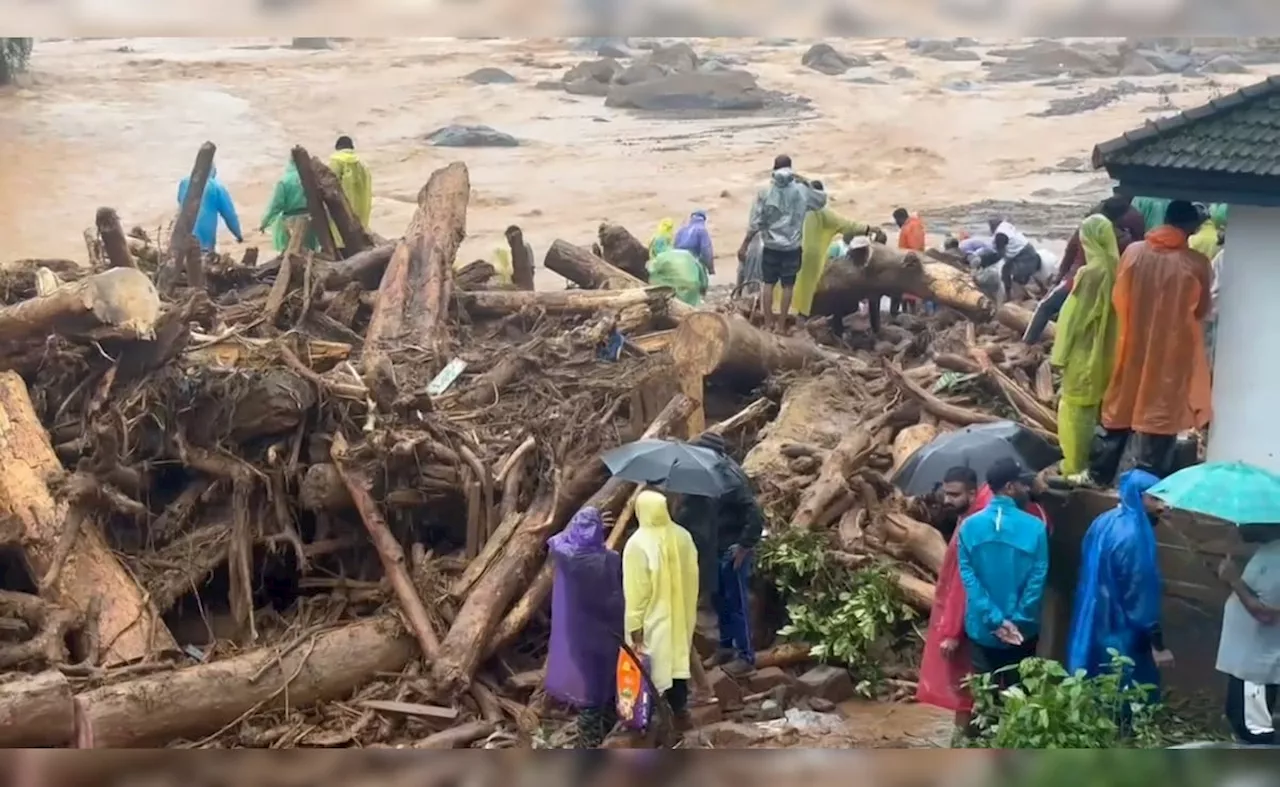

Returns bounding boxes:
[1208,205,1280,471]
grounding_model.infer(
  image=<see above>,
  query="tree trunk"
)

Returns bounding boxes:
[811,245,993,321]
[309,154,375,255]
[544,238,645,290]
[597,222,650,281]
[790,423,876,531]
[76,618,413,748]
[507,228,535,291]
[997,303,1054,341]
[94,208,134,269]
[0,372,176,665]
[890,424,939,476]
[880,512,946,574]
[168,142,216,291]
[290,145,339,260]
[672,311,840,388]
[884,361,1002,428]
[895,571,937,611]
[321,242,396,290]
[363,162,470,370]
[0,267,161,362]
[457,286,673,321]
[0,670,74,748]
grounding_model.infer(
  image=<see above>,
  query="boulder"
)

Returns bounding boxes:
[910,39,980,62]
[684,721,768,748]
[424,125,519,147]
[708,667,745,711]
[464,67,517,84]
[613,62,668,86]
[1137,49,1193,74]
[1200,54,1248,74]
[596,42,633,59]
[644,42,699,74]
[889,66,917,80]
[797,664,856,704]
[1117,51,1161,77]
[604,71,767,112]
[290,37,331,50]
[744,666,794,695]
[562,57,622,96]
[802,43,866,75]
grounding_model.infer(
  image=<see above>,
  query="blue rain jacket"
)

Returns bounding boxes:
[957,495,1050,649]
[177,166,243,252]
[1066,470,1163,694]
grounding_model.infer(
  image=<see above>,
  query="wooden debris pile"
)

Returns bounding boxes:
[0,141,1062,750]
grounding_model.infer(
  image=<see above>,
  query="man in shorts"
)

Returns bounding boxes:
[737,155,824,332]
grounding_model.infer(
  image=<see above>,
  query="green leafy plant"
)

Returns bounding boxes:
[964,651,1169,749]
[758,530,917,687]
[0,38,33,85]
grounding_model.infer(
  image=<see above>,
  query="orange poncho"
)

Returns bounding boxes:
[1101,226,1213,435]
[898,215,926,251]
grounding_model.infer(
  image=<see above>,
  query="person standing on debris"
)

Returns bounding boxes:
[545,507,625,748]
[919,466,1051,742]
[782,181,868,325]
[987,217,1043,304]
[648,217,676,258]
[894,207,927,315]
[1050,214,1122,478]
[675,432,764,678]
[1216,526,1280,745]
[956,458,1050,691]
[329,135,373,238]
[1066,469,1172,700]
[1088,200,1213,485]
[673,210,714,275]
[260,159,318,253]
[177,165,243,253]
[624,490,699,731]
[1025,196,1143,345]
[738,154,825,333]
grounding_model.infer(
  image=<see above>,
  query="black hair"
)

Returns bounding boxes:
[892,208,910,223]
[335,135,354,150]
[1100,196,1130,221]
[1164,200,1201,230]
[942,466,979,489]
[773,154,792,170]
[504,224,521,236]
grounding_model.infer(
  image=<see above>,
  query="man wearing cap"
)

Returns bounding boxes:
[956,457,1051,690]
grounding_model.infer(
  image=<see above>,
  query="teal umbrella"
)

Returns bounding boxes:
[1147,461,1280,525]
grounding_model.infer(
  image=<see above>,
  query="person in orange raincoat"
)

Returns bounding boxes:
[1089,200,1213,485]
[894,207,927,315]
[917,466,1050,745]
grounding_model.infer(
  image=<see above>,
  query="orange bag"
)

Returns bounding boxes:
[615,649,653,731]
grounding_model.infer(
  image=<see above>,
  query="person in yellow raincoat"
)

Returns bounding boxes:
[1092,200,1213,484]
[647,248,708,306]
[328,136,373,249]
[772,181,867,319]
[1189,203,1221,260]
[624,490,699,730]
[1050,214,1121,476]
[648,218,676,258]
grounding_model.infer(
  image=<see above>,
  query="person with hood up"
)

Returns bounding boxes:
[545,507,625,748]
[956,458,1050,690]
[1066,469,1171,700]
[328,135,373,246]
[624,490,699,730]
[1089,200,1213,485]
[1051,214,1122,478]
[737,154,825,333]
[647,248,708,307]
[674,432,764,678]
[673,210,714,275]
[774,180,868,323]
[177,165,243,253]
[918,466,1051,742]
[260,159,318,253]
[648,218,676,258]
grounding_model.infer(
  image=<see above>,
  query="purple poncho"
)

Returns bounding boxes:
[673,211,714,272]
[544,507,625,708]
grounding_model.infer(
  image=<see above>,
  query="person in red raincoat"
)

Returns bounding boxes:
[917,466,1050,743]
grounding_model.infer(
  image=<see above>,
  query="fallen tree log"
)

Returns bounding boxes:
[884,361,1001,427]
[0,267,161,353]
[291,145,339,260]
[309,154,376,255]
[811,244,993,321]
[457,286,673,321]
[507,226,535,291]
[596,222,650,281]
[544,238,642,291]
[997,303,1054,342]
[0,670,74,748]
[671,312,851,388]
[364,162,470,370]
[790,416,883,531]
[890,423,939,476]
[322,243,397,290]
[881,512,946,574]
[95,208,134,270]
[0,371,175,665]
[895,571,937,611]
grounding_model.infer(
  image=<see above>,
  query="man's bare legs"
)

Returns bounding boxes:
[778,286,794,333]
[761,282,777,332]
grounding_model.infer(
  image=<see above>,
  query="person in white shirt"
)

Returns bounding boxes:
[986,217,1044,300]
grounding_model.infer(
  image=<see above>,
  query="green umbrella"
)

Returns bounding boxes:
[1147,461,1280,525]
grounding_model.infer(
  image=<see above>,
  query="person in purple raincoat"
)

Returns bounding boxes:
[546,507,625,748]
[673,210,715,275]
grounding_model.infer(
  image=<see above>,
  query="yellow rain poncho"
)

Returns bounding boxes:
[1189,220,1220,260]
[490,245,515,285]
[1050,215,1120,474]
[329,149,373,228]
[623,490,698,693]
[774,208,867,316]
[648,218,676,258]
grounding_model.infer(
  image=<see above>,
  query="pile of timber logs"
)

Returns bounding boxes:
[0,141,1064,751]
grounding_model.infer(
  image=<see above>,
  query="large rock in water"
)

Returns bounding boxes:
[1200,54,1248,74]
[802,43,866,75]
[604,71,766,112]
[465,67,517,84]
[562,57,622,96]
[424,125,519,147]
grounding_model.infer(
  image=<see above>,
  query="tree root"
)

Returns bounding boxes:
[0,591,79,670]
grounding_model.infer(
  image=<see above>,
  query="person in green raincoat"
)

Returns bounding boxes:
[1050,214,1121,476]
[772,181,867,319]
[648,248,708,306]
[259,160,318,253]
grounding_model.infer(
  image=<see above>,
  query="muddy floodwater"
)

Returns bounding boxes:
[0,37,1273,288]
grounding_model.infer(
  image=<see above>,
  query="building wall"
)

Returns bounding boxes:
[1207,205,1280,471]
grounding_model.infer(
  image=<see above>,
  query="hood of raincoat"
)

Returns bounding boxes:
[1052,214,1121,405]
[330,148,360,166]
[751,169,825,251]
[636,490,674,530]
[549,507,606,558]
[1145,225,1188,251]
[690,210,707,222]
[1066,469,1162,680]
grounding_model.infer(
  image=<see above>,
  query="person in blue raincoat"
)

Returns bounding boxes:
[1066,469,1174,700]
[177,166,243,252]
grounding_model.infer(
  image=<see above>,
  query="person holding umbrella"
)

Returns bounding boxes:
[1066,470,1173,700]
[956,458,1051,690]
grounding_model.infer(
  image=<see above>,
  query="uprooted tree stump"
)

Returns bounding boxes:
[811,244,993,321]
[596,222,650,281]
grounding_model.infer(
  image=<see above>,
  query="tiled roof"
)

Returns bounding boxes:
[1092,75,1280,176]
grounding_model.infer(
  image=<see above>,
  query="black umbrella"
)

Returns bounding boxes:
[600,439,732,497]
[891,420,1061,496]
